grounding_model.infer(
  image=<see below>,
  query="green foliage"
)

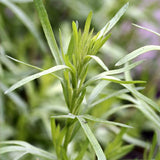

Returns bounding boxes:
[143,133,160,160]
[105,129,134,160]
[0,0,160,160]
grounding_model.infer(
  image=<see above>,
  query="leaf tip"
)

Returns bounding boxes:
[4,90,9,95]
[115,61,121,66]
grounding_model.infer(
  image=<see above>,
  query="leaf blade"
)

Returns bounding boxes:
[34,0,61,64]
[98,2,129,38]
[77,116,106,160]
[5,65,68,94]
[116,45,160,66]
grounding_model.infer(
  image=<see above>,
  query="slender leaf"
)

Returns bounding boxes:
[98,2,129,38]
[0,141,56,159]
[88,81,110,105]
[108,126,150,149]
[102,76,146,84]
[77,116,106,160]
[133,23,160,37]
[116,45,160,66]
[13,151,28,160]
[84,60,144,87]
[86,55,109,71]
[84,11,92,34]
[0,146,25,154]
[148,133,157,160]
[89,87,144,108]
[5,65,68,94]
[5,55,61,80]
[103,104,136,118]
[34,0,62,64]
[51,113,76,119]
[80,115,133,128]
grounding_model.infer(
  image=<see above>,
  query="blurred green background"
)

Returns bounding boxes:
[0,0,160,159]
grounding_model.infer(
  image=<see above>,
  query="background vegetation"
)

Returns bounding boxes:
[0,0,160,159]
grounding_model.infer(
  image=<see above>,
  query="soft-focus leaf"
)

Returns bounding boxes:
[86,55,109,71]
[5,65,68,94]
[116,45,160,66]
[102,76,146,84]
[34,0,62,64]
[77,116,106,160]
[87,81,110,105]
[84,60,144,87]
[80,115,133,128]
[133,23,160,37]
[98,2,129,38]
[0,141,56,159]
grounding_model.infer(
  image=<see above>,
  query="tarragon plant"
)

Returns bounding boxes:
[1,0,160,159]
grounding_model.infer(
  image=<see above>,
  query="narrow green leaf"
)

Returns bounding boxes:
[6,55,44,71]
[122,84,160,112]
[88,81,110,105]
[66,34,74,59]
[107,126,150,149]
[116,45,160,66]
[84,60,144,87]
[102,76,146,84]
[0,146,25,154]
[133,23,160,37]
[0,0,46,52]
[98,2,129,38]
[110,145,134,160]
[34,0,61,64]
[51,113,76,119]
[5,65,68,94]
[0,141,56,159]
[110,60,144,75]
[80,115,133,128]
[103,104,135,118]
[136,101,160,129]
[77,116,106,160]
[2,55,61,80]
[148,133,157,160]
[13,151,28,160]
[84,12,92,34]
[86,55,109,71]
[90,89,130,108]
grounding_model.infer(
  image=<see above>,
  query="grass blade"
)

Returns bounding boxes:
[86,55,109,71]
[0,146,25,154]
[116,45,160,66]
[84,60,144,87]
[0,141,56,159]
[80,115,133,128]
[133,23,160,37]
[77,116,106,160]
[13,151,28,160]
[102,76,146,84]
[98,2,129,38]
[87,81,110,105]
[5,65,68,94]
[34,0,62,64]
